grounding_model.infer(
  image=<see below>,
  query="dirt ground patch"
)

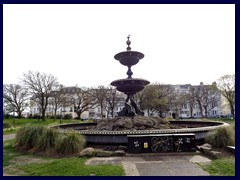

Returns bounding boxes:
[3,155,53,176]
[9,155,53,165]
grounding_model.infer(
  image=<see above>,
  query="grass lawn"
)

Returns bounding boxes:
[3,118,88,135]
[3,139,23,167]
[198,118,235,176]
[200,158,235,176]
[19,158,124,176]
[3,139,125,176]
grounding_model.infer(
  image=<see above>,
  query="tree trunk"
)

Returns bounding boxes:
[42,109,45,121]
[100,104,103,119]
[230,103,235,119]
[197,100,204,117]
[175,109,180,120]
[190,106,193,118]
[111,107,114,118]
[159,110,163,118]
[203,106,208,117]
[17,109,22,118]
[77,111,81,120]
[54,109,57,121]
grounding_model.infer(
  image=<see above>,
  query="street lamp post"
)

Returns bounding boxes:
[13,108,16,127]
[60,108,62,124]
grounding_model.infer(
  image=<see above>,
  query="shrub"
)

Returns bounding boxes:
[3,121,13,129]
[55,115,62,119]
[55,132,86,154]
[15,124,47,150]
[31,114,41,119]
[3,114,11,119]
[205,127,235,148]
[36,128,58,151]
[63,114,72,120]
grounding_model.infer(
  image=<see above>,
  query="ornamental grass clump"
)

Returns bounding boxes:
[205,126,235,148]
[55,132,86,154]
[36,127,58,151]
[15,124,47,150]
[14,124,86,155]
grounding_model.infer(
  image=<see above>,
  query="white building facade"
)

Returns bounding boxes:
[29,84,232,119]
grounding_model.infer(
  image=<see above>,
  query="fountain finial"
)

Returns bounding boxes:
[126,35,131,51]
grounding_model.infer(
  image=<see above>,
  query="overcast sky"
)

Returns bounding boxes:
[3,4,235,88]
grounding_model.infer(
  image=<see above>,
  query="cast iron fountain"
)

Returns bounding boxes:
[53,36,229,151]
[110,35,149,117]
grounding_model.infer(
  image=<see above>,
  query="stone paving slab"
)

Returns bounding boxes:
[136,166,173,176]
[165,161,200,168]
[85,157,122,165]
[185,155,212,165]
[135,161,210,176]
[121,156,145,162]
[136,162,172,176]
[171,167,209,176]
[121,161,140,176]
[85,155,210,176]
[143,155,164,161]
[160,155,189,162]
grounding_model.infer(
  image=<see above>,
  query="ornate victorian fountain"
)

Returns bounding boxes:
[111,36,149,116]
[53,36,229,148]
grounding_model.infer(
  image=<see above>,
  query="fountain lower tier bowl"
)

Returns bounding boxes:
[52,120,229,145]
[111,78,150,94]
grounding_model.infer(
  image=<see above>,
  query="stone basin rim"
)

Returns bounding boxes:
[51,121,229,135]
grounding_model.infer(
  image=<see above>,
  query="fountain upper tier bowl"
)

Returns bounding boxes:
[111,78,150,94]
[114,51,144,66]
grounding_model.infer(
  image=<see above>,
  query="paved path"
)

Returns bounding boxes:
[86,154,211,176]
[3,134,16,141]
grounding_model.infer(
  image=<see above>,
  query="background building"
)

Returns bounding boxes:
[29,83,232,119]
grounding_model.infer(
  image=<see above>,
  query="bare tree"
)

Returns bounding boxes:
[3,84,29,118]
[21,71,59,121]
[89,86,108,119]
[70,87,96,120]
[169,92,186,120]
[155,84,174,117]
[191,82,218,117]
[191,83,206,117]
[183,92,195,118]
[217,74,235,119]
[202,85,218,117]
[49,85,67,120]
[104,86,118,118]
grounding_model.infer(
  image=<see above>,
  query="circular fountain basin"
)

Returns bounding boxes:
[52,120,229,145]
